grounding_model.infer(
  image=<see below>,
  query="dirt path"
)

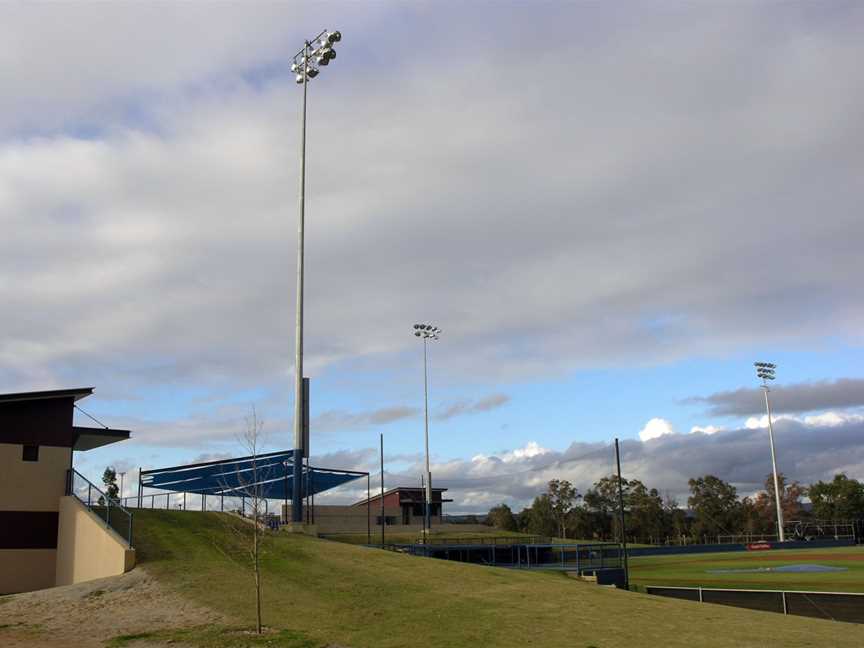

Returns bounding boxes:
[0,568,227,648]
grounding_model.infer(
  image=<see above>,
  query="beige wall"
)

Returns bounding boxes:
[55,496,135,587]
[0,549,56,594]
[0,443,70,512]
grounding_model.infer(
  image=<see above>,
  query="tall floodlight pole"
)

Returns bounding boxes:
[118,472,126,503]
[289,29,342,524]
[413,323,441,534]
[755,361,785,542]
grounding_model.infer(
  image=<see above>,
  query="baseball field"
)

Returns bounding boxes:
[629,545,864,593]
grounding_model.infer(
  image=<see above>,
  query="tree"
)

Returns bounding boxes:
[754,473,805,531]
[584,475,629,540]
[687,475,740,540]
[518,494,558,537]
[102,467,119,501]
[627,480,664,543]
[546,479,580,539]
[487,504,518,531]
[809,474,864,520]
[218,407,269,634]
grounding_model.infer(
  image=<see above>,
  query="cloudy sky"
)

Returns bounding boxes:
[2,3,863,512]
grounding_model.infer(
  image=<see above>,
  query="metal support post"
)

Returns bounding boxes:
[615,438,630,589]
[763,386,786,542]
[380,433,385,546]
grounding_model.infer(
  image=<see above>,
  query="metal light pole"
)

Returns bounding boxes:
[413,323,441,534]
[118,472,126,503]
[755,361,785,542]
[290,29,342,524]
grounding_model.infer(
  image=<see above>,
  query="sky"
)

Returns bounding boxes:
[1,2,863,513]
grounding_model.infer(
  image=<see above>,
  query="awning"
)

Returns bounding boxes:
[73,426,131,451]
[139,450,365,499]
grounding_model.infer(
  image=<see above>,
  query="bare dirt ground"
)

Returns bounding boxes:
[0,568,227,648]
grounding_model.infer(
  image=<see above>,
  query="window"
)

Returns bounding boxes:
[22,445,39,462]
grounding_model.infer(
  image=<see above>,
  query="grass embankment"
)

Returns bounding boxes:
[629,546,864,592]
[133,510,864,648]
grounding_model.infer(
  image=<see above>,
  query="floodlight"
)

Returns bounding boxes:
[327,49,336,60]
[291,63,300,73]
[316,55,329,66]
[307,68,319,78]
[295,74,305,84]
[327,31,342,43]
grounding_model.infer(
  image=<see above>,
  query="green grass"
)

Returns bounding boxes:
[133,510,864,647]
[630,546,864,592]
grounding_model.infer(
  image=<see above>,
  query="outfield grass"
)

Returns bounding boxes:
[129,510,864,647]
[630,546,864,592]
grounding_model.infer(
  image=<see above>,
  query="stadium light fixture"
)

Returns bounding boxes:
[754,361,785,542]
[290,28,344,524]
[413,322,441,533]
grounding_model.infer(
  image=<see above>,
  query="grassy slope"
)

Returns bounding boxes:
[134,511,864,648]
[630,546,864,592]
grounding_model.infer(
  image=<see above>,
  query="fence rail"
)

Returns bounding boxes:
[645,585,864,624]
[67,469,133,546]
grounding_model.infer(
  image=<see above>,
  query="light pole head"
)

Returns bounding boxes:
[293,29,342,85]
[754,361,776,383]
[413,323,441,341]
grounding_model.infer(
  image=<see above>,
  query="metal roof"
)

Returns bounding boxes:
[140,450,366,499]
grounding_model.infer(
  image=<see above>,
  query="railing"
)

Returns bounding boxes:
[66,469,133,546]
[418,535,550,546]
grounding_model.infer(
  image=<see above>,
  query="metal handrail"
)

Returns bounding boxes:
[66,468,133,546]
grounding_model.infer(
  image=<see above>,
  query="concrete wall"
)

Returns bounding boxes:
[0,443,70,511]
[0,549,56,594]
[55,496,135,586]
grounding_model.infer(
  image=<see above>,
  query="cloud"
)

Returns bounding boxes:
[400,413,864,513]
[435,393,511,421]
[690,425,723,435]
[312,406,420,432]
[639,418,675,442]
[1,5,863,408]
[685,378,864,417]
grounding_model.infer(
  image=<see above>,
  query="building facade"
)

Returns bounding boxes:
[0,388,133,594]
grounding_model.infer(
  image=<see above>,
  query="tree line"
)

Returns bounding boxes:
[486,472,864,544]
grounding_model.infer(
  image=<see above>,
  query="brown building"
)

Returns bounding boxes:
[354,487,452,526]
[0,387,135,594]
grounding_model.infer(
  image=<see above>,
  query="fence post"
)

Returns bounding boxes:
[698,586,703,603]
[781,591,788,615]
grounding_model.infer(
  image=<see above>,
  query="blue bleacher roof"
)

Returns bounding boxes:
[139,450,364,499]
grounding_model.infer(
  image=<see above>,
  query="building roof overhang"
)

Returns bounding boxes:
[72,426,131,451]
